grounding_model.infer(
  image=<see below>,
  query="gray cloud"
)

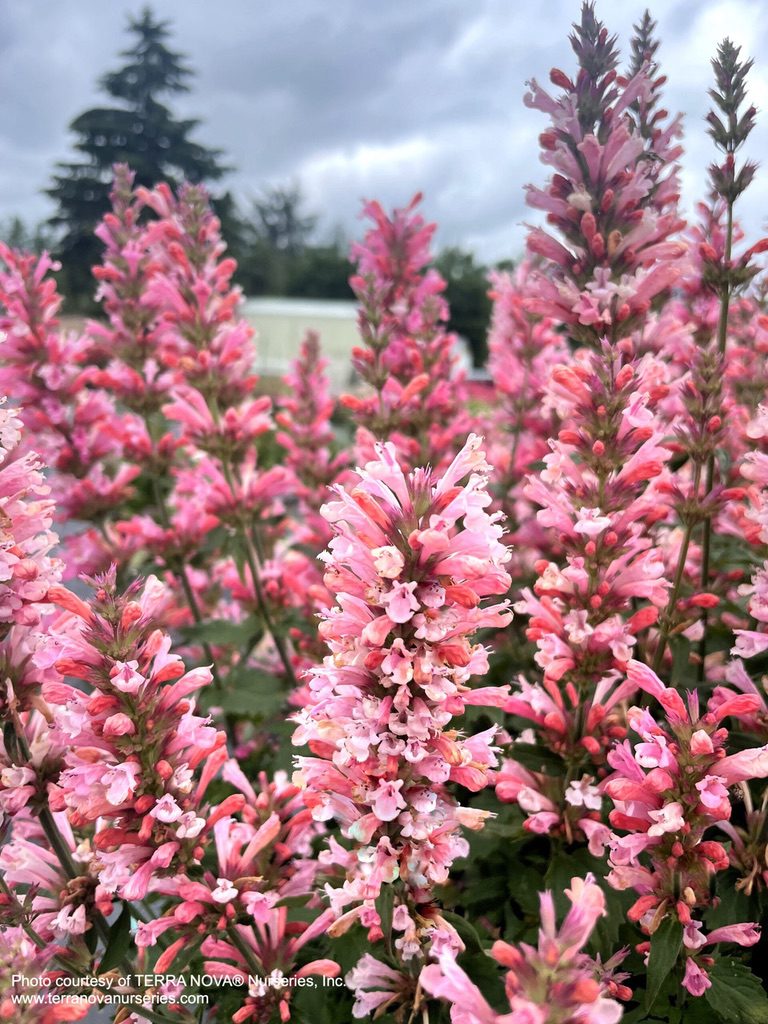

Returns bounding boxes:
[1,0,767,262]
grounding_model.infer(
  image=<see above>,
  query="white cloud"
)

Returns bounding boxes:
[1,0,767,257]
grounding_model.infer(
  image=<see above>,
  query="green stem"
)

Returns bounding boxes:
[219,455,298,690]
[652,520,696,674]
[225,923,263,978]
[696,199,734,681]
[150,476,237,747]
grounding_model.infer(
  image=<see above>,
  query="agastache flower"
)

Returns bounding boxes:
[483,262,568,571]
[0,814,113,943]
[276,330,349,546]
[524,4,685,343]
[0,402,61,634]
[343,195,471,469]
[46,570,228,899]
[603,660,762,995]
[0,247,139,568]
[501,348,671,843]
[420,873,626,1024]
[139,181,258,403]
[293,434,511,954]
[200,906,340,1024]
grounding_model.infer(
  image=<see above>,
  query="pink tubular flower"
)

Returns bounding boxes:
[138,181,257,403]
[134,760,324,959]
[603,660,761,994]
[0,813,113,943]
[0,402,61,631]
[46,570,228,898]
[734,425,768,658]
[500,349,671,843]
[293,433,511,952]
[346,954,415,1019]
[276,330,349,544]
[482,263,568,571]
[200,906,340,1024]
[132,179,306,693]
[420,874,626,1024]
[0,709,62,818]
[0,244,139,569]
[523,6,685,344]
[343,195,471,469]
[0,927,74,1024]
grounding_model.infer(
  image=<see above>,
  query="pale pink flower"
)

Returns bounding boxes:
[294,434,511,956]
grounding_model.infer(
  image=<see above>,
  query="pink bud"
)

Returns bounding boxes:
[103,713,136,737]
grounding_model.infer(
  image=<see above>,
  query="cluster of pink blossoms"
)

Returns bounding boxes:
[135,766,339,1024]
[275,330,348,548]
[418,874,627,1024]
[344,194,471,468]
[0,811,112,945]
[497,348,671,845]
[483,262,568,567]
[4,7,768,1020]
[733,402,768,658]
[603,661,764,995]
[0,246,138,549]
[524,6,686,343]
[293,434,511,950]
[43,572,229,899]
[0,401,60,634]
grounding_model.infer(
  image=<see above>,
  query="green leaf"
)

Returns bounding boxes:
[204,666,286,718]
[181,617,261,648]
[439,911,485,955]
[214,684,284,717]
[619,1011,667,1024]
[99,904,133,972]
[504,742,565,776]
[645,918,683,1011]
[705,959,768,1023]
[375,885,394,943]
[670,636,692,687]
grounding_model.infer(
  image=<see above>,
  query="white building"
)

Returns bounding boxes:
[241,296,359,392]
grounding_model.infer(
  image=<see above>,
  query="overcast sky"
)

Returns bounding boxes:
[1,0,767,262]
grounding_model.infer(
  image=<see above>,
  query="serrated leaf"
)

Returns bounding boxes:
[645,917,683,1011]
[100,904,133,972]
[705,959,768,1023]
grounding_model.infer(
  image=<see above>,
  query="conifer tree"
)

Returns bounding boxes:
[47,6,228,304]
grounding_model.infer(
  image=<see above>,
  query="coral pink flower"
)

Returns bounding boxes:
[501,349,671,843]
[344,195,471,469]
[603,660,761,994]
[420,874,625,1024]
[200,906,339,1023]
[294,434,511,957]
[0,403,61,631]
[46,571,227,898]
[523,7,685,344]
